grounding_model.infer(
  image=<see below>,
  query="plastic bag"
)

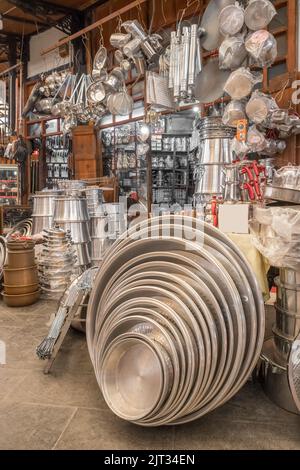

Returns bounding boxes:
[224,67,263,99]
[247,125,267,152]
[250,206,300,269]
[246,90,278,124]
[245,30,277,67]
[219,2,245,36]
[219,35,247,70]
[244,0,277,31]
[222,99,246,127]
[231,137,250,156]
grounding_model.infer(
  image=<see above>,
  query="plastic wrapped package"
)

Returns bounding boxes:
[246,90,278,124]
[219,2,245,36]
[245,30,277,67]
[224,67,263,99]
[250,206,300,269]
[231,136,250,156]
[272,165,300,189]
[247,125,267,152]
[222,99,246,127]
[262,139,286,156]
[244,0,277,31]
[219,35,247,70]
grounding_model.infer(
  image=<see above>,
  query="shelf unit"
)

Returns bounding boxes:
[25,117,72,192]
[150,130,193,208]
[0,164,19,205]
[101,121,148,203]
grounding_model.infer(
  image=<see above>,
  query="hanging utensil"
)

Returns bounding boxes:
[200,0,236,51]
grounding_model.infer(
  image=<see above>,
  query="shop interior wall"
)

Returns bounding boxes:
[91,0,299,167]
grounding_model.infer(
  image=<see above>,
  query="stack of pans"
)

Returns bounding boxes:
[87,215,265,426]
[2,237,40,307]
[38,226,76,299]
[31,190,63,235]
[260,267,300,414]
[90,205,113,267]
[53,195,91,270]
[194,117,235,202]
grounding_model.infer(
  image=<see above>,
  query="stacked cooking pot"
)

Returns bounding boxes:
[90,204,114,267]
[104,202,127,239]
[194,117,235,203]
[87,215,265,426]
[260,267,300,414]
[31,190,63,235]
[53,195,91,270]
[84,187,104,217]
[38,226,76,299]
[2,237,40,307]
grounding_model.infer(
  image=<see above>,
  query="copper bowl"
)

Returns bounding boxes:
[3,265,39,286]
[3,283,39,295]
[2,289,40,307]
[6,249,35,269]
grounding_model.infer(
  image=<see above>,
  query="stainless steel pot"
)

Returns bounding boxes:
[53,196,90,222]
[275,277,300,313]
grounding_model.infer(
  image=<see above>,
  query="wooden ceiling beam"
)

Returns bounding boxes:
[2,14,48,28]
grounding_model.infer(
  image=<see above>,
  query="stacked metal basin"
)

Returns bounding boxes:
[31,190,64,235]
[38,226,76,299]
[194,117,235,203]
[260,267,300,414]
[53,196,91,270]
[87,215,265,426]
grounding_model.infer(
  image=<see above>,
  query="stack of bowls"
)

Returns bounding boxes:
[87,215,265,426]
[260,267,300,414]
[31,190,64,235]
[2,237,40,307]
[90,205,113,267]
[53,196,91,270]
[38,226,76,299]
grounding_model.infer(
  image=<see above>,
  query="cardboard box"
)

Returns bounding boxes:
[218,203,249,234]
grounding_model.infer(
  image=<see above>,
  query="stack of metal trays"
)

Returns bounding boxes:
[86,215,265,426]
[31,190,64,235]
[194,117,235,202]
[260,267,300,414]
[53,196,91,270]
[38,226,76,299]
[90,205,114,267]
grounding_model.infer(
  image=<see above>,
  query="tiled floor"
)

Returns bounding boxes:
[0,300,299,450]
